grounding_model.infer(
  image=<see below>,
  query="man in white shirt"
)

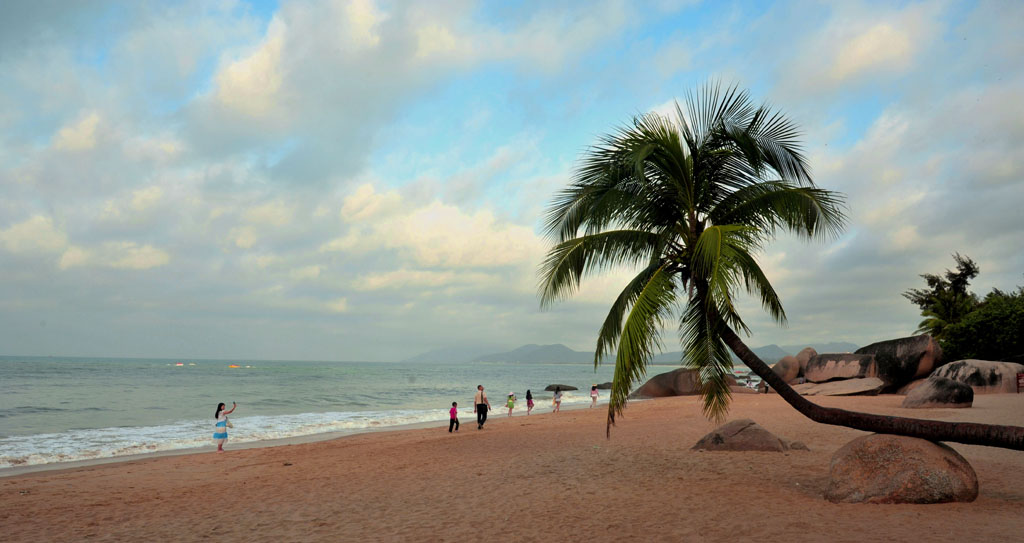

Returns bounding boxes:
[473,385,491,429]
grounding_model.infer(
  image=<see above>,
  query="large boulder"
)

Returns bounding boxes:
[795,347,817,374]
[595,382,613,390]
[630,368,736,398]
[692,419,796,452]
[804,353,878,383]
[791,377,884,396]
[855,335,944,388]
[930,360,1024,394]
[896,378,928,395]
[771,355,800,383]
[544,384,578,391]
[825,434,978,504]
[901,377,973,408]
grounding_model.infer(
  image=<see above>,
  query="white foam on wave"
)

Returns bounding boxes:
[0,408,447,469]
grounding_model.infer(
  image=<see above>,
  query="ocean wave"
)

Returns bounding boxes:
[0,408,450,469]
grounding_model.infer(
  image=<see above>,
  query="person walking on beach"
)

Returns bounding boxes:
[590,384,598,408]
[474,385,491,429]
[553,387,562,412]
[213,401,236,453]
[506,392,516,417]
[526,389,534,415]
[448,401,460,433]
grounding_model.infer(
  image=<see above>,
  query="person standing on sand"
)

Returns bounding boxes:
[590,384,598,408]
[448,401,460,433]
[553,387,562,412]
[213,401,236,453]
[526,390,534,415]
[474,385,491,429]
[507,392,516,417]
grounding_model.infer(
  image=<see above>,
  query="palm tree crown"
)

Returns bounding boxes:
[540,83,846,427]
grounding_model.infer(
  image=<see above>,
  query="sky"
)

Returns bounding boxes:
[1,0,1022,362]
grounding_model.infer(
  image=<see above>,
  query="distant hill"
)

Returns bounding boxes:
[780,342,859,354]
[473,344,593,364]
[651,344,792,365]
[402,346,496,363]
[407,340,861,365]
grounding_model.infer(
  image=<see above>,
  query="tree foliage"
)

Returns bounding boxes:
[902,253,980,339]
[539,82,846,427]
[942,287,1024,362]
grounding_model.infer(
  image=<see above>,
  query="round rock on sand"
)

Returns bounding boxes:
[901,377,973,408]
[855,335,944,386]
[804,353,878,383]
[825,434,978,504]
[692,419,786,452]
[795,347,817,374]
[772,355,800,383]
[930,359,1024,394]
[630,368,736,398]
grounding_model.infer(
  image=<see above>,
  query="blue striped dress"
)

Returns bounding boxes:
[213,414,228,441]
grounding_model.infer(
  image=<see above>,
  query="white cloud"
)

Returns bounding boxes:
[228,226,258,249]
[325,297,348,313]
[354,269,496,291]
[830,23,913,82]
[340,183,401,223]
[58,246,91,269]
[100,186,164,221]
[52,112,101,151]
[59,241,170,270]
[244,200,294,226]
[289,265,322,280]
[0,215,68,253]
[214,19,285,117]
[326,197,543,269]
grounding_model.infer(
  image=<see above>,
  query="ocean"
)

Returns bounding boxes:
[0,356,623,469]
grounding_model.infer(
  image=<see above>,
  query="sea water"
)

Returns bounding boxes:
[0,356,626,469]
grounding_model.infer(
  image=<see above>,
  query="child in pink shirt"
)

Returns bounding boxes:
[448,401,460,433]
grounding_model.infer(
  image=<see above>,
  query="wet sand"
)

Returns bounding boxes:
[3,394,1024,542]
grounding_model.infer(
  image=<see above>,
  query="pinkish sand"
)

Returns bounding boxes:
[3,393,1024,542]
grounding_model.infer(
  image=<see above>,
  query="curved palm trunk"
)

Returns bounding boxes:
[720,325,1024,451]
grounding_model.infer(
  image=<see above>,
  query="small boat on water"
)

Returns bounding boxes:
[175,362,184,367]
[228,364,240,368]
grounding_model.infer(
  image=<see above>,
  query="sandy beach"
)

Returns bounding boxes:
[3,393,1024,542]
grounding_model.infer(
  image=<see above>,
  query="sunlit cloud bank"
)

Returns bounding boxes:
[1,0,1022,361]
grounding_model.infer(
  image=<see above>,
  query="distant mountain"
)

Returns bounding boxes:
[402,346,496,363]
[651,344,791,365]
[780,342,859,354]
[474,344,593,364]
[409,340,860,365]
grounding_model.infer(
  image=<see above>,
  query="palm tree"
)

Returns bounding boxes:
[540,83,1024,450]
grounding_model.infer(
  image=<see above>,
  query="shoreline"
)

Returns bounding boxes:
[3,393,1024,541]
[0,397,611,478]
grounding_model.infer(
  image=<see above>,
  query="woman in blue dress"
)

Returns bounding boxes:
[213,402,237,453]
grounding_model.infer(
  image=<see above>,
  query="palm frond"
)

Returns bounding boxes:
[538,230,661,308]
[594,260,668,368]
[680,297,734,421]
[605,263,678,435]
[710,182,847,241]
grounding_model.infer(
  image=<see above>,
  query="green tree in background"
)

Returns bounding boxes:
[942,288,1024,362]
[540,83,1024,450]
[903,253,980,340]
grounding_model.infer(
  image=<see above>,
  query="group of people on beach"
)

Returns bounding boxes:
[211,384,602,449]
[448,384,600,432]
